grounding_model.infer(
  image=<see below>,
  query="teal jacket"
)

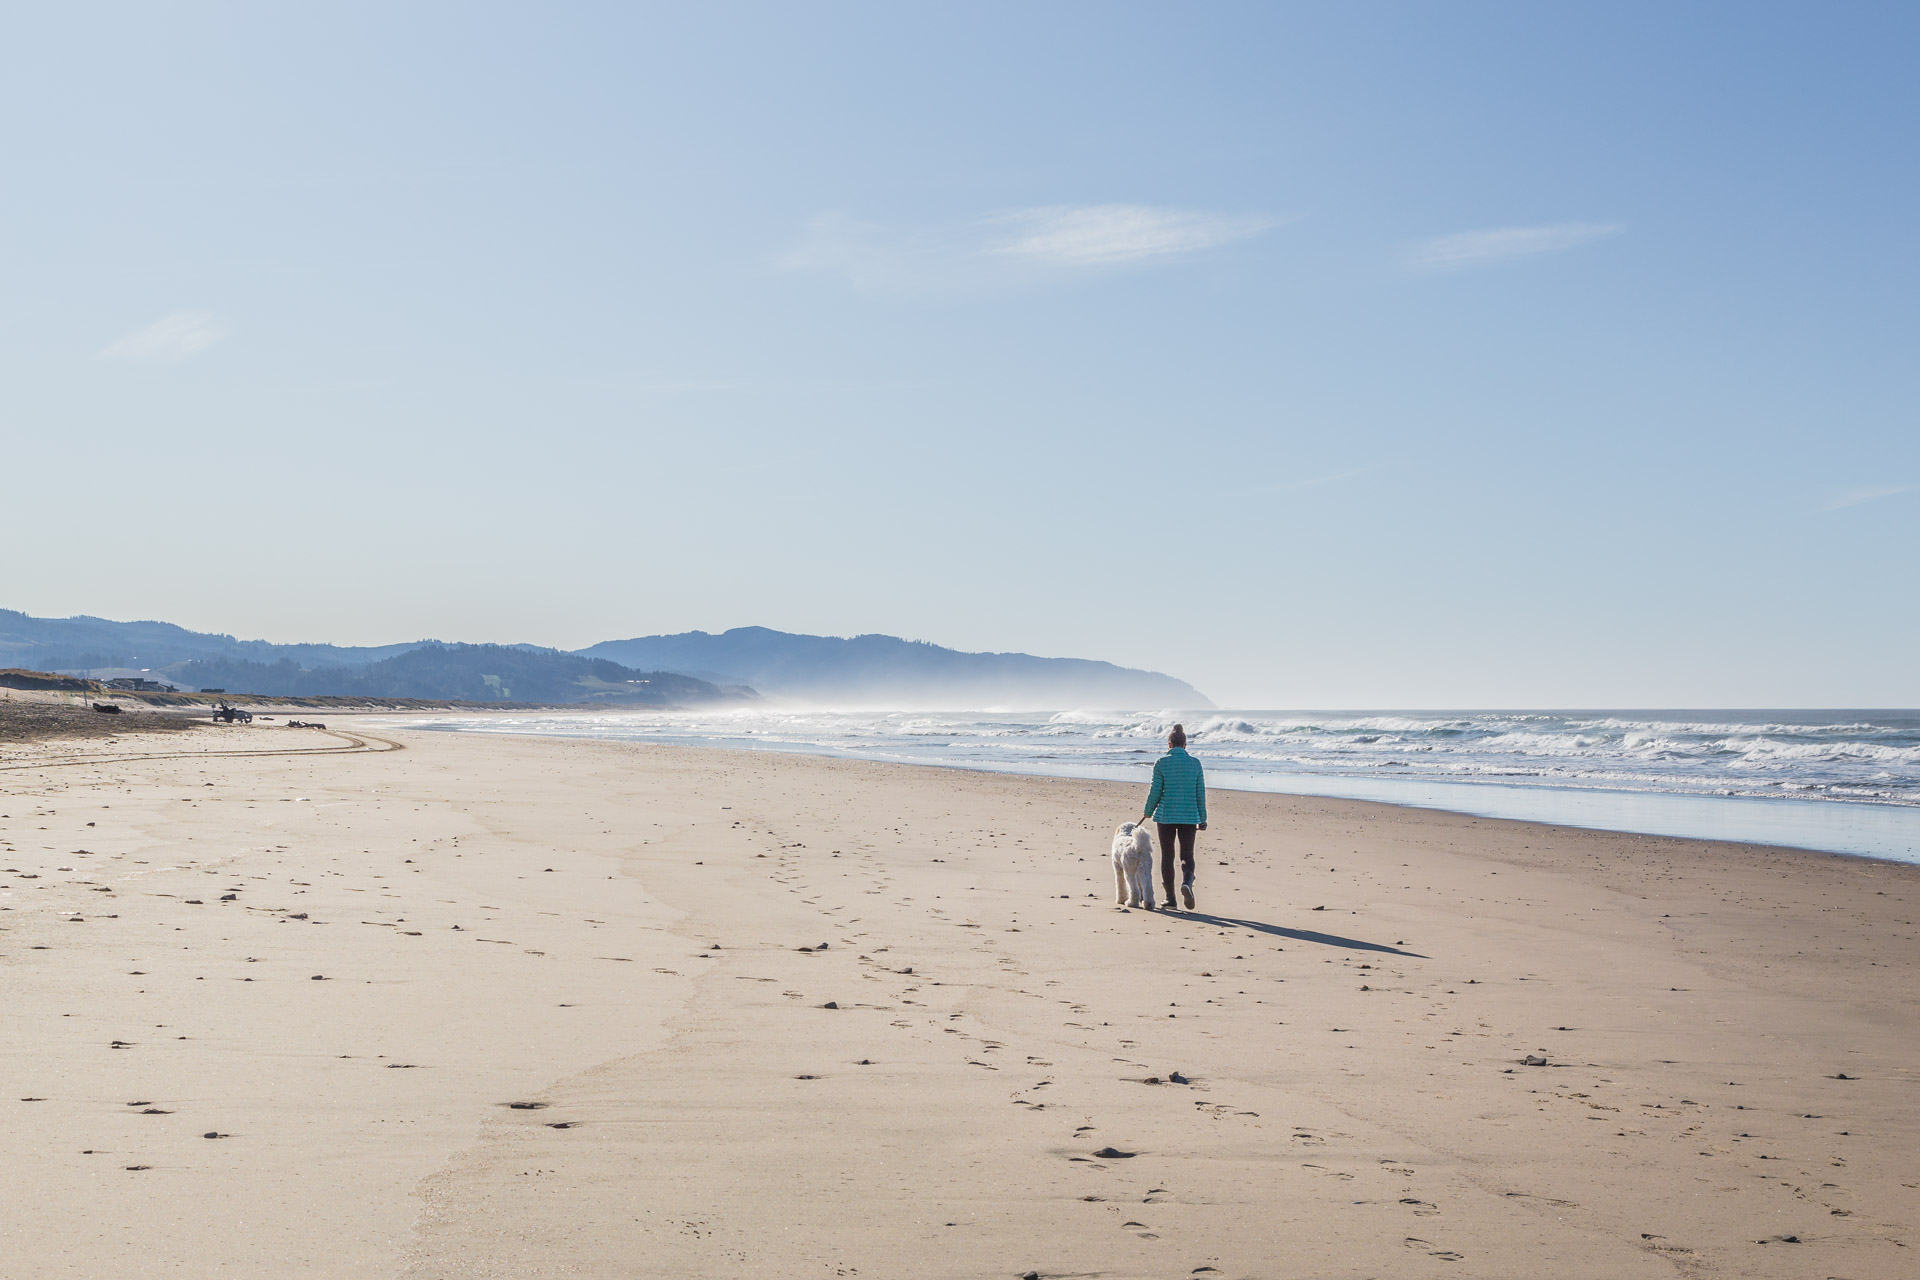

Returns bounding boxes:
[1143,747,1207,825]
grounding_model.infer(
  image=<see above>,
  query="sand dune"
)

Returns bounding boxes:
[1,724,1913,1277]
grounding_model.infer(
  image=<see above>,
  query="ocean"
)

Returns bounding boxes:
[391,708,1920,865]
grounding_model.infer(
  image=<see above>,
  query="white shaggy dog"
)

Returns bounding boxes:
[1112,821,1156,910]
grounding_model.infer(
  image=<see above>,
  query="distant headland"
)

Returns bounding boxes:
[0,611,1211,710]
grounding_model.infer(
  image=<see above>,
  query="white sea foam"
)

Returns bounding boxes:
[389,707,1919,804]
[385,707,1920,862]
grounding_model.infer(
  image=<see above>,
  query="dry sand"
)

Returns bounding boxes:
[1,723,1914,1278]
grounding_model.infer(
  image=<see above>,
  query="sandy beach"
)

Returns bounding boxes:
[2,721,1915,1279]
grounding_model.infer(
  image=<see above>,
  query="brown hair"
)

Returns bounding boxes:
[1168,724,1186,748]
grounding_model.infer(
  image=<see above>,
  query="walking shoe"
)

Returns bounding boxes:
[1182,882,1195,911]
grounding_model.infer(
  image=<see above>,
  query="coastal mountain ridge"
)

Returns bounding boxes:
[0,611,1211,709]
[580,627,1212,709]
[171,644,751,708]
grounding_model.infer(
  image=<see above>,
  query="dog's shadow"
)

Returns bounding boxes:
[1166,909,1427,958]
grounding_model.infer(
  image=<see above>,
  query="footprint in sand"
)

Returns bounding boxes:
[1301,1163,1354,1181]
[1504,1191,1577,1209]
[1404,1238,1463,1261]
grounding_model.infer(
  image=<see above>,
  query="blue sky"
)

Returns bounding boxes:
[3,2,1915,706]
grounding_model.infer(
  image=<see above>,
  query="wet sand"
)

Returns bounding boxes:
[2,724,1914,1278]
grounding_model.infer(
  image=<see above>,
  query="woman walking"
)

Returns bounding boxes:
[1138,723,1207,910]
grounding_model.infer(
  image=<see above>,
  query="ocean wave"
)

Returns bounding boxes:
[390,707,1920,810]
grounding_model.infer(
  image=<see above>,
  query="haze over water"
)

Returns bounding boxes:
[400,708,1920,865]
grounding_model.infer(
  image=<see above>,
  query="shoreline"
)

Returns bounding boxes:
[386,712,1920,866]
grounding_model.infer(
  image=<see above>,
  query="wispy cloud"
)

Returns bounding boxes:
[1406,222,1624,271]
[780,204,1275,293]
[1251,461,1391,495]
[1816,483,1912,512]
[98,311,228,363]
[1275,461,1390,490]
[776,214,935,292]
[984,205,1277,268]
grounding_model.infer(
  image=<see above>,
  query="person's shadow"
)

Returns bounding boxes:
[1164,908,1427,957]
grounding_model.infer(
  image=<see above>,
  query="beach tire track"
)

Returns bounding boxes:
[0,728,405,772]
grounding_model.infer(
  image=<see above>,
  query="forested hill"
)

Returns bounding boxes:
[0,608,416,671]
[175,644,750,706]
[578,627,1211,709]
[2,609,1210,709]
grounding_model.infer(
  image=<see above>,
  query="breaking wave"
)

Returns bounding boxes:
[393,706,1920,809]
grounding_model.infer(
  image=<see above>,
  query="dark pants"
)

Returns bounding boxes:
[1157,823,1196,898]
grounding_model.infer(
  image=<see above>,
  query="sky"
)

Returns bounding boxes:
[2,2,1915,707]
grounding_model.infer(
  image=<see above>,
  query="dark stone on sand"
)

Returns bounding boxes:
[547,1121,573,1129]
[1169,1071,1189,1085]
[1832,1072,1856,1080]
[817,942,829,950]
[125,1165,150,1171]
[822,1001,839,1009]
[1522,1055,1549,1067]
[204,1132,225,1139]
[1312,905,1325,911]
[1023,1272,1040,1279]
[858,1059,872,1065]
[140,1108,172,1114]
[506,1101,549,1109]
[1092,1147,1136,1159]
